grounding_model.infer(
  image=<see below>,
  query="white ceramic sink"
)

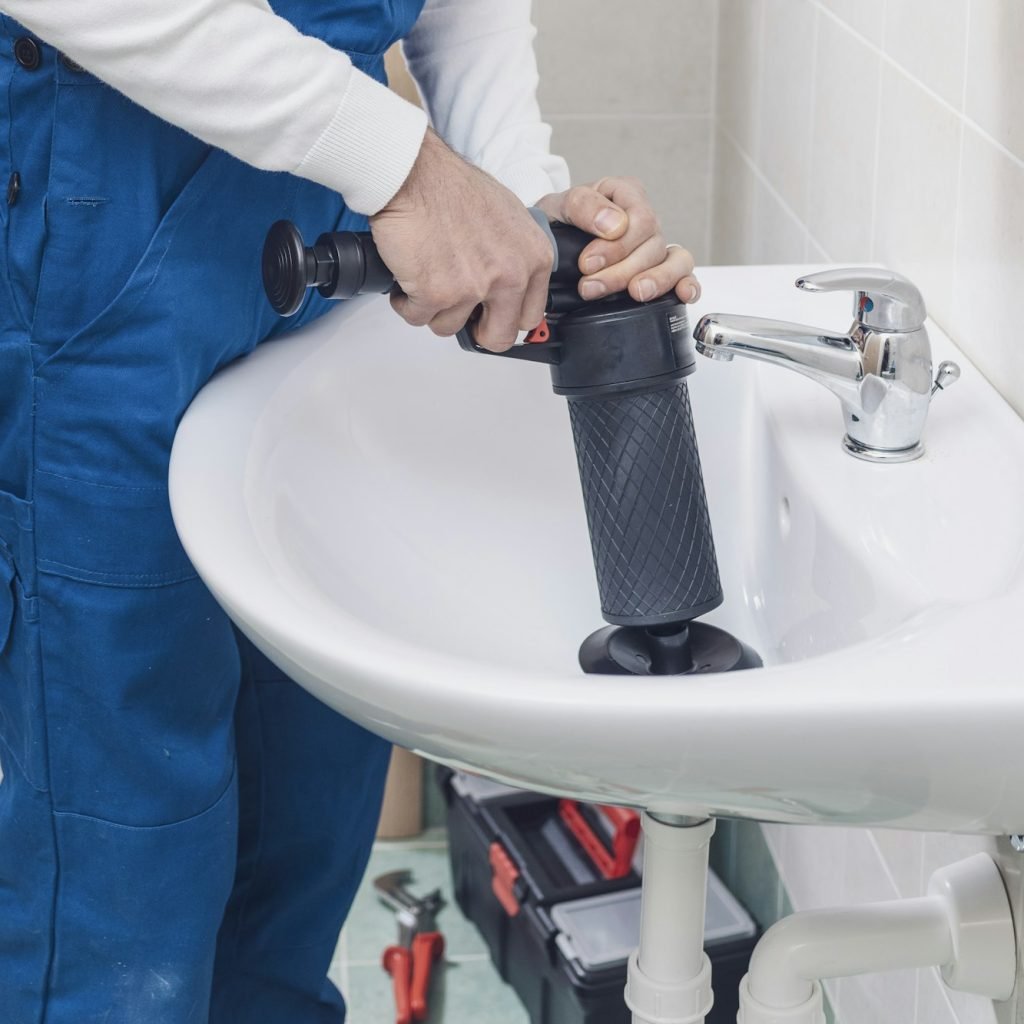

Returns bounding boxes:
[170,265,1024,833]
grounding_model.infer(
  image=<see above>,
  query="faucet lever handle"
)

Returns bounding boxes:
[796,267,927,333]
[931,360,961,395]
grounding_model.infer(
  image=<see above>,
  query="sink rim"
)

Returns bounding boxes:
[170,266,1024,833]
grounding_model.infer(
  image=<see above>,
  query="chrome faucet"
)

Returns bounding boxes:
[693,268,959,463]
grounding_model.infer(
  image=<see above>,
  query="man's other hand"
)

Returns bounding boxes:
[536,177,701,306]
[370,130,553,354]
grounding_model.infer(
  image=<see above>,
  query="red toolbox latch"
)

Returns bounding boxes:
[489,840,522,917]
[558,801,641,880]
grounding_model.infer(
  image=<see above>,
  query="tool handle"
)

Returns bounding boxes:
[558,800,641,879]
[383,946,413,1024]
[262,208,590,320]
[410,932,445,1021]
[568,381,723,627]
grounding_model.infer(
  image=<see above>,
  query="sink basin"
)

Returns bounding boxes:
[169,265,1024,834]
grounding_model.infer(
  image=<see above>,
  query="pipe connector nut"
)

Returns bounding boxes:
[737,974,825,1024]
[625,950,713,1024]
[927,852,1016,1000]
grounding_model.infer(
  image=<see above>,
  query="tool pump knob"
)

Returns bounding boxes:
[262,219,395,316]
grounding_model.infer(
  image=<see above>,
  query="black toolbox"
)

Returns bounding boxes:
[440,769,758,1024]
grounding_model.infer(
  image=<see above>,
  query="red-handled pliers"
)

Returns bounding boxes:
[375,871,446,1024]
[383,929,446,1023]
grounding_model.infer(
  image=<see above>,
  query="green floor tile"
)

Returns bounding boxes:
[344,958,529,1024]
[343,841,489,963]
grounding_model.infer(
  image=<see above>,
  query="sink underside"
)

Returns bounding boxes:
[170,266,1024,833]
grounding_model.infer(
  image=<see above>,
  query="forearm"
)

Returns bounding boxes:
[0,0,427,213]
[401,0,570,205]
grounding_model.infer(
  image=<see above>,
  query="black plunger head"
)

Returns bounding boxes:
[262,221,395,316]
[263,220,312,317]
[579,622,762,676]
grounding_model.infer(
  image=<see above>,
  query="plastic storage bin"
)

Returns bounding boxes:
[441,770,758,1024]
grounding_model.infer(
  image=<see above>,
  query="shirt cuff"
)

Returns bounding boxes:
[295,68,429,215]
[497,163,564,207]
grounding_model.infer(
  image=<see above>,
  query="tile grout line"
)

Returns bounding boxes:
[948,0,972,346]
[338,928,350,997]
[344,953,492,969]
[802,0,823,263]
[752,0,767,168]
[810,0,1024,175]
[867,0,888,261]
[747,0,767,263]
[719,123,812,254]
[546,112,713,123]
[704,0,720,263]
[867,829,905,899]
[371,842,450,853]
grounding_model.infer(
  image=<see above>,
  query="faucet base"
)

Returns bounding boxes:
[842,435,925,464]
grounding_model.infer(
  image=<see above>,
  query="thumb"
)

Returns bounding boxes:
[535,186,629,239]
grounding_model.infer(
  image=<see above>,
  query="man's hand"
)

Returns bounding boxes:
[536,177,701,305]
[370,130,553,353]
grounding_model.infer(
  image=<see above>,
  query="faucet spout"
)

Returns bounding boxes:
[693,313,863,398]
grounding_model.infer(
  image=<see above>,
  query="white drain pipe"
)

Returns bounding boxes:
[626,813,716,1024]
[738,852,1017,1024]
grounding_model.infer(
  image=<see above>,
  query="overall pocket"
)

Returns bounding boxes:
[31,85,218,368]
[38,567,241,826]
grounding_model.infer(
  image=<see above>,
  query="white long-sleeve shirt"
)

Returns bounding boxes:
[0,0,570,214]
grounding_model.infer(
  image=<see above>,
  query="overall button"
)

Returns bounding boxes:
[6,173,21,208]
[14,37,41,71]
[60,53,85,73]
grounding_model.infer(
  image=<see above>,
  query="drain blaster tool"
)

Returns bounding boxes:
[263,210,761,676]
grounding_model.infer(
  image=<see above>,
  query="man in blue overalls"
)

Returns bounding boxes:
[0,1,701,1020]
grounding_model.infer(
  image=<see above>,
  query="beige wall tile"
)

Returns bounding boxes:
[919,831,997,884]
[917,969,961,1024]
[841,826,898,905]
[806,12,881,261]
[778,824,852,910]
[884,0,970,109]
[717,0,765,157]
[965,2,1024,164]
[549,115,712,259]
[750,175,807,263]
[874,66,961,332]
[706,8,1023,1023]
[872,828,925,899]
[837,968,918,1024]
[945,985,1000,1024]
[818,0,886,45]
[758,0,817,219]
[709,129,756,264]
[534,0,716,117]
[804,233,832,263]
[952,128,1024,419]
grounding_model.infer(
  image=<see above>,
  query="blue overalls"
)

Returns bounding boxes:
[0,2,424,1019]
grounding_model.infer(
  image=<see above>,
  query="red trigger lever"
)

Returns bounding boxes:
[525,317,551,344]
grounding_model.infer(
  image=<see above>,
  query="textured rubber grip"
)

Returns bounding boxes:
[567,381,724,626]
